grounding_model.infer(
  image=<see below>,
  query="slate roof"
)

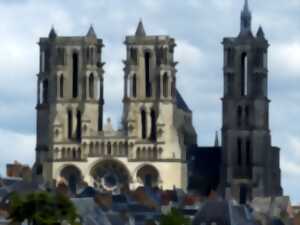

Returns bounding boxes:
[192,200,257,225]
[176,90,192,113]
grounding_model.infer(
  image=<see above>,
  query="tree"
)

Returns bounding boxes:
[9,191,80,225]
[160,208,191,225]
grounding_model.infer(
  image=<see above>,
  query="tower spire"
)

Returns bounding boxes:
[240,0,252,36]
[86,24,97,38]
[49,26,57,39]
[135,19,146,37]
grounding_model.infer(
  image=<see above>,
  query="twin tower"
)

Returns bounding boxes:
[35,0,282,203]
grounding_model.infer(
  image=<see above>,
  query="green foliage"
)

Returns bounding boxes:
[9,191,80,225]
[160,208,191,225]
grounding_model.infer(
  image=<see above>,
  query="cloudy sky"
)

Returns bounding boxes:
[0,0,299,203]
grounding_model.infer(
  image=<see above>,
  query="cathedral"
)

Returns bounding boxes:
[34,0,282,203]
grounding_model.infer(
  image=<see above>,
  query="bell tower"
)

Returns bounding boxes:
[35,26,105,180]
[220,0,282,203]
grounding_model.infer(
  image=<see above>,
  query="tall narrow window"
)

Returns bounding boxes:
[89,73,94,98]
[59,76,64,98]
[145,52,151,97]
[42,79,48,103]
[246,140,251,166]
[72,53,79,98]
[132,74,137,97]
[237,138,242,166]
[150,109,157,141]
[67,110,73,139]
[141,109,147,139]
[171,78,176,97]
[76,110,81,141]
[41,51,45,72]
[245,106,249,127]
[163,73,168,98]
[241,53,248,96]
[237,106,242,127]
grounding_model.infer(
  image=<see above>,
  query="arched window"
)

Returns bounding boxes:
[163,73,168,98]
[246,140,251,165]
[59,75,64,98]
[42,79,48,103]
[150,109,157,141]
[72,53,79,98]
[141,109,147,139]
[237,106,243,127]
[67,110,72,139]
[132,74,137,97]
[144,52,151,97]
[89,73,94,98]
[237,138,242,166]
[76,110,81,141]
[241,52,248,96]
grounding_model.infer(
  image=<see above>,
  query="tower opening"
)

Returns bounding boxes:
[241,53,248,96]
[76,110,81,142]
[72,53,79,98]
[246,140,251,165]
[89,73,94,98]
[59,75,64,98]
[150,109,157,141]
[132,74,137,97]
[245,105,249,126]
[237,138,242,166]
[67,110,73,139]
[141,109,147,139]
[144,52,152,97]
[163,73,168,98]
[237,106,243,127]
[42,79,48,103]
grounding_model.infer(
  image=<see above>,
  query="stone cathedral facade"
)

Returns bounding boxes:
[34,0,282,202]
[35,21,197,193]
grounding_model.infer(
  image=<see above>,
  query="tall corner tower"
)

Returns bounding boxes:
[121,21,194,190]
[35,26,105,184]
[220,0,282,203]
